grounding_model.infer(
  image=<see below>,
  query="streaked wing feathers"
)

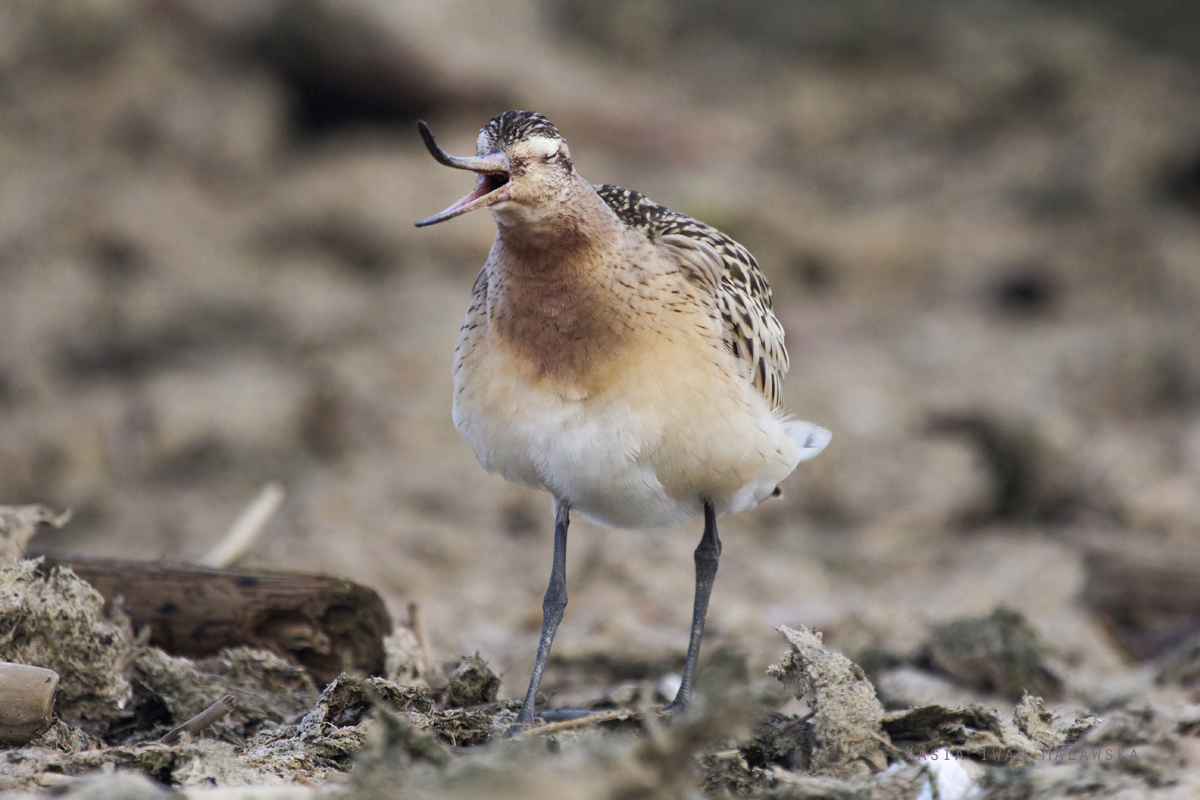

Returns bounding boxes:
[597,184,789,408]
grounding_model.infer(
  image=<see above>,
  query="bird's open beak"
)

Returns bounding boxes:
[415,121,511,227]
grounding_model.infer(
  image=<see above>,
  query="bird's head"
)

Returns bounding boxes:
[415,111,576,229]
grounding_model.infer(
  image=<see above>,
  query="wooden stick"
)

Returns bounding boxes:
[520,709,633,737]
[160,695,236,744]
[0,662,59,744]
[202,482,285,569]
[779,711,815,734]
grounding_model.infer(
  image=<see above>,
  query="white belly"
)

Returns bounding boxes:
[452,344,830,529]
[455,385,680,527]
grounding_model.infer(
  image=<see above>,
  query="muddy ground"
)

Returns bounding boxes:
[2,0,1200,797]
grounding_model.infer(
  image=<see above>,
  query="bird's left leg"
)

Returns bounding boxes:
[663,500,721,714]
[508,496,570,734]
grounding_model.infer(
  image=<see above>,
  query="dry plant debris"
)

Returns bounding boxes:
[126,646,318,745]
[10,610,1200,800]
[924,608,1063,701]
[0,559,134,731]
[0,524,1172,799]
[766,625,891,779]
[882,694,1098,760]
[443,654,501,709]
[0,507,70,567]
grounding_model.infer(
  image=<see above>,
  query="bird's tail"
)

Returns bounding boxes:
[783,419,832,463]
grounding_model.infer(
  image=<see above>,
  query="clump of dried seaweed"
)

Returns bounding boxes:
[0,559,134,731]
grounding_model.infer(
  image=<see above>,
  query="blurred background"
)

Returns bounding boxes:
[3,0,1200,707]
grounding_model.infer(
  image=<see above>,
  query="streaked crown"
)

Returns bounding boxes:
[478,110,563,154]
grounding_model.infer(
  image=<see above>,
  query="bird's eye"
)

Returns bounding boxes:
[542,153,555,161]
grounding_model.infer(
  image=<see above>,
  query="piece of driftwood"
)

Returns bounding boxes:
[1083,542,1200,660]
[0,662,59,744]
[53,559,392,685]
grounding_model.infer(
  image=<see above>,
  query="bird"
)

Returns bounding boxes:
[415,110,831,733]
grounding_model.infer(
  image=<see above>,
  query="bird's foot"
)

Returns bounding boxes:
[659,699,687,718]
[505,708,603,737]
[505,717,535,737]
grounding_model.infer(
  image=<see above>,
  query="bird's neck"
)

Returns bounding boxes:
[492,179,620,270]
[487,180,635,386]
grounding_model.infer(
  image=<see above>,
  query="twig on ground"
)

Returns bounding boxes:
[202,482,285,568]
[408,601,441,683]
[779,711,815,734]
[160,695,236,744]
[520,709,634,737]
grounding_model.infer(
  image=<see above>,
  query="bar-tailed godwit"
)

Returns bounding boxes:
[416,111,831,732]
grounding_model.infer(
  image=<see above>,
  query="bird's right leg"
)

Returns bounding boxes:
[508,496,570,734]
[663,500,721,715]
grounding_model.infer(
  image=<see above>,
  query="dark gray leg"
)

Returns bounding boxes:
[509,497,570,733]
[664,500,721,714]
